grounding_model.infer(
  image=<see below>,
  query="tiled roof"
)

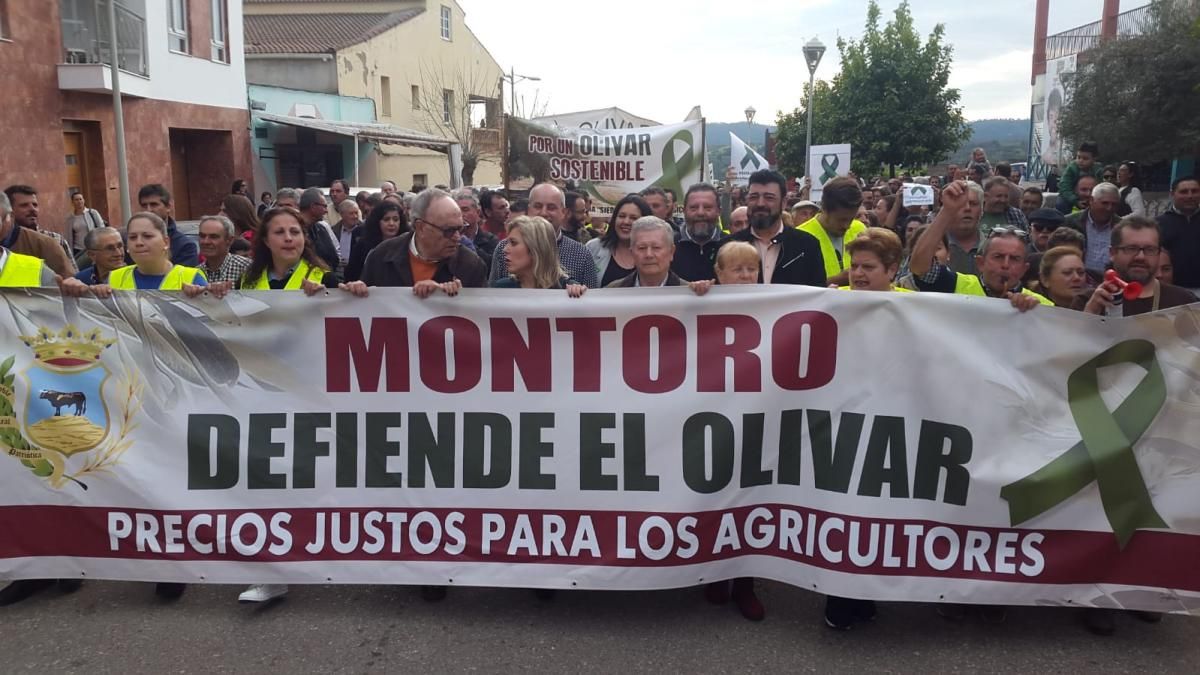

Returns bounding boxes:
[244,9,423,54]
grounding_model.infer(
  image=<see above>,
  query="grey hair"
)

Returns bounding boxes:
[0,191,9,219]
[1092,182,1120,200]
[276,187,301,202]
[979,230,1029,259]
[983,176,1011,192]
[965,182,985,203]
[630,216,675,246]
[530,183,566,207]
[338,199,361,215]
[403,192,418,209]
[299,187,326,209]
[198,214,236,239]
[451,188,480,210]
[411,187,452,222]
[83,226,121,251]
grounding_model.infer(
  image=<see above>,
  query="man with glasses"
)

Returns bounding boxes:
[1027,208,1066,255]
[357,187,486,292]
[487,184,599,288]
[910,181,1050,311]
[73,227,126,284]
[1065,182,1122,276]
[729,169,826,286]
[298,187,341,270]
[1084,216,1195,317]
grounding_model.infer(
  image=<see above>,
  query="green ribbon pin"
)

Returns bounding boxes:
[740,141,761,170]
[655,130,696,205]
[1000,339,1168,549]
[819,154,840,183]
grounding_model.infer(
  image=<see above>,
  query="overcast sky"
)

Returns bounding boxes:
[458,0,1148,124]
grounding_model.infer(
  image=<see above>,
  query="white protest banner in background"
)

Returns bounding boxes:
[533,107,660,130]
[903,183,935,206]
[729,132,770,186]
[809,143,852,201]
[1,288,1199,614]
[506,117,704,211]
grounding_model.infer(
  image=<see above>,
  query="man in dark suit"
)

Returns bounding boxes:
[607,216,684,287]
[729,169,826,286]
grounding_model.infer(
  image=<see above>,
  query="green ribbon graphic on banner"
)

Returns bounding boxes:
[820,154,840,183]
[740,141,761,170]
[1000,339,1168,549]
[655,130,696,205]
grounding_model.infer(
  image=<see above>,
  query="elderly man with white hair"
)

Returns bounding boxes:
[488,183,599,288]
[1064,181,1123,275]
[606,216,684,287]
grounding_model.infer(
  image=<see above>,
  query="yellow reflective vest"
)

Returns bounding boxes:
[242,260,326,290]
[953,272,1053,305]
[797,216,867,280]
[107,264,206,290]
[0,251,46,287]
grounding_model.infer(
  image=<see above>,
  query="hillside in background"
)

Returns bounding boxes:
[703,118,1031,170]
[947,118,1030,164]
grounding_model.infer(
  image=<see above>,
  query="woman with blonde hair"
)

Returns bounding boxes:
[491,216,586,296]
[1037,246,1089,309]
[82,212,207,297]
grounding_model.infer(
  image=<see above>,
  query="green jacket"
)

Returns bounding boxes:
[1058,161,1104,209]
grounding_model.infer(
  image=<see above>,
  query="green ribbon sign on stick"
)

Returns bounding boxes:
[655,130,696,205]
[740,141,761,170]
[1000,339,1168,548]
[819,154,840,183]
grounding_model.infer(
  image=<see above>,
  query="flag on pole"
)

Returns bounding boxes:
[729,132,769,186]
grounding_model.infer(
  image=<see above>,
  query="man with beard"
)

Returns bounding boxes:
[729,169,826,286]
[1084,216,1194,317]
[480,189,510,238]
[672,184,728,281]
[4,185,76,274]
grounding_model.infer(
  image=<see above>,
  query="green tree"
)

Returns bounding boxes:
[1058,3,1200,164]
[775,1,970,179]
[773,80,838,178]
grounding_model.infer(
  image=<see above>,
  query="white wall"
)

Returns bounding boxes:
[140,0,247,110]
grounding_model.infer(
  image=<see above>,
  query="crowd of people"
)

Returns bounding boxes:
[1,149,1198,635]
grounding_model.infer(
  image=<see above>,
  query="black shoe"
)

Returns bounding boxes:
[824,596,857,630]
[1084,608,1116,636]
[155,583,186,600]
[854,599,878,622]
[980,605,1007,624]
[421,585,447,602]
[1128,610,1161,624]
[57,579,83,594]
[533,588,557,601]
[0,579,56,606]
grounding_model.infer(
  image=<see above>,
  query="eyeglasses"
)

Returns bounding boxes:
[1115,245,1160,257]
[987,226,1029,242]
[416,218,466,238]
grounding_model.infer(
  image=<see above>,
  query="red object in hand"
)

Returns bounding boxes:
[1105,269,1143,299]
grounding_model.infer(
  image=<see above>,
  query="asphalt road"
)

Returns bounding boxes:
[2,580,1196,673]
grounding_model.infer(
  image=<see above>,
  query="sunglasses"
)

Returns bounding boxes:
[988,226,1029,242]
[1030,222,1059,232]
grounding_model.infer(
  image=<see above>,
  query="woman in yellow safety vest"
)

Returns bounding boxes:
[237,206,338,294]
[232,205,340,606]
[837,228,913,293]
[86,212,207,297]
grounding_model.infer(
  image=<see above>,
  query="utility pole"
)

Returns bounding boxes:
[107,0,131,223]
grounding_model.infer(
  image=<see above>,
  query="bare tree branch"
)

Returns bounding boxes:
[413,60,502,184]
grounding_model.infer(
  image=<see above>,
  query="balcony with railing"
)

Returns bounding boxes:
[58,0,151,95]
[1043,3,1154,61]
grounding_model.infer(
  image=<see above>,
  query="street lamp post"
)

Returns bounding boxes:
[802,37,826,182]
[744,106,756,125]
[503,67,541,117]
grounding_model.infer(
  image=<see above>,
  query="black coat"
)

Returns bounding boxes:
[730,226,827,286]
[359,233,488,288]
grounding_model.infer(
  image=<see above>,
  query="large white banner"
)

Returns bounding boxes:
[506,117,704,212]
[809,143,852,201]
[1,288,1198,614]
[533,107,659,130]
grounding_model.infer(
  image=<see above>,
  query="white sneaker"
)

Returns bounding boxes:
[238,584,288,603]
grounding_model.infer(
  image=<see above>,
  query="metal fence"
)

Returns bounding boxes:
[60,1,148,77]
[1043,3,1154,60]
